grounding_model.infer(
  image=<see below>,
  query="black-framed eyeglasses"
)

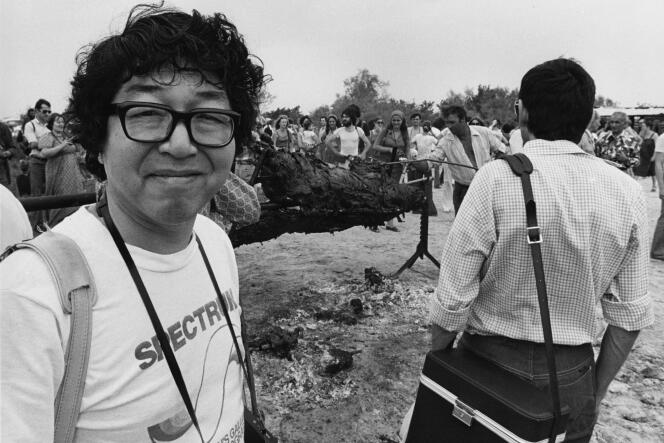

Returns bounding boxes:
[108,101,241,148]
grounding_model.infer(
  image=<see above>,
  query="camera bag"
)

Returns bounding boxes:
[405,153,569,442]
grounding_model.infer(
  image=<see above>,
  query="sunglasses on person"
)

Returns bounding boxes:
[41,109,52,115]
[376,120,384,124]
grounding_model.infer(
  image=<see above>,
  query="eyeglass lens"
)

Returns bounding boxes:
[123,106,234,146]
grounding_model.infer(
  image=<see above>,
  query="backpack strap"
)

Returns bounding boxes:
[12,231,97,443]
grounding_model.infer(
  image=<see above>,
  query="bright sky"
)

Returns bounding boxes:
[2,0,663,119]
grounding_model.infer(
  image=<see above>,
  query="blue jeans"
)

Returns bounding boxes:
[651,200,664,260]
[459,334,596,443]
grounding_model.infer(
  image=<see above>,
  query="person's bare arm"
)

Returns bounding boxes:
[655,152,664,199]
[372,129,393,154]
[594,325,640,410]
[359,132,372,159]
[431,324,457,351]
[326,133,342,156]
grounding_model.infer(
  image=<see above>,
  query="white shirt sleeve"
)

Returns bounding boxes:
[23,121,37,144]
[656,133,664,153]
[0,185,33,250]
[1,250,66,443]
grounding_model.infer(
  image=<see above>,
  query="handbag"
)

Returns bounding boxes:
[97,195,277,443]
[405,153,568,443]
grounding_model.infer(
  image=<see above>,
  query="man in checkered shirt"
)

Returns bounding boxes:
[429,58,653,442]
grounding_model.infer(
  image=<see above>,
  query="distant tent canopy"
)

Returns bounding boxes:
[595,107,664,119]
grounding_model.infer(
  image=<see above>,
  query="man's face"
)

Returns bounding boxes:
[101,69,235,226]
[37,105,51,124]
[443,114,461,129]
[411,116,421,127]
[341,114,352,127]
[320,117,326,127]
[608,114,626,135]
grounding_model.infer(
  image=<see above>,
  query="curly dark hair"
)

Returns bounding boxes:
[67,3,266,179]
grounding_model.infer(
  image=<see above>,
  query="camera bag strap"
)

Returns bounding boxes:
[3,231,98,443]
[502,153,562,443]
[97,193,274,442]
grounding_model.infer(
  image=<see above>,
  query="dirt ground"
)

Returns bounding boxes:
[236,178,664,443]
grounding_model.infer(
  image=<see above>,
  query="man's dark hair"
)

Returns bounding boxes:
[519,58,595,143]
[432,117,445,131]
[442,106,467,122]
[410,112,421,120]
[342,104,360,125]
[501,122,515,134]
[34,99,51,111]
[299,115,311,126]
[68,4,266,179]
[46,113,63,131]
[341,111,357,125]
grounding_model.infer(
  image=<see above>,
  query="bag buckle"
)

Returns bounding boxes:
[526,226,542,244]
[452,400,475,427]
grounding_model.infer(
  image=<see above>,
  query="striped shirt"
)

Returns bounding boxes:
[429,125,503,185]
[429,139,653,345]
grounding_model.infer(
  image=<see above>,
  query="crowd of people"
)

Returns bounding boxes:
[0,99,92,229]
[0,3,661,443]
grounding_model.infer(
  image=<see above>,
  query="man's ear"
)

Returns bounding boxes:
[517,99,528,129]
[518,100,535,142]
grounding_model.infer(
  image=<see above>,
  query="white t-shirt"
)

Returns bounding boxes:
[0,184,32,250]
[300,129,318,147]
[656,133,664,153]
[413,133,438,157]
[509,130,524,154]
[0,208,244,442]
[23,118,50,144]
[334,127,365,156]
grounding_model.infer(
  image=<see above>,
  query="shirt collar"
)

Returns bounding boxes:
[523,139,587,155]
[442,125,479,141]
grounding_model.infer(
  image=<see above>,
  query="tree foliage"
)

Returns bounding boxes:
[301,68,620,128]
[437,85,519,125]
[263,106,301,122]
[594,95,617,108]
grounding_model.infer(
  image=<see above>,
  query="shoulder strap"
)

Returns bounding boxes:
[11,231,97,443]
[501,153,561,443]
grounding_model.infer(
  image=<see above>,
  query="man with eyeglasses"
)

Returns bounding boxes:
[1,5,265,442]
[23,98,51,199]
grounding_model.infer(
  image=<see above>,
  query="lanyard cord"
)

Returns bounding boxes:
[96,196,205,442]
[194,236,259,416]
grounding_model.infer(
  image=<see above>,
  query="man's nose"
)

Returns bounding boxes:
[159,121,197,157]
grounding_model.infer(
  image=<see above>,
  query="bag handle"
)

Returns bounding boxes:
[502,153,561,443]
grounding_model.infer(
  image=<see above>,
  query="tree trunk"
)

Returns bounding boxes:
[229,149,423,247]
